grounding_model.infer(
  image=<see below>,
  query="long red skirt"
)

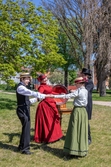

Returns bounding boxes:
[34,99,63,143]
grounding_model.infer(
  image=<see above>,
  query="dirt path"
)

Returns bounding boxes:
[93,101,111,107]
[0,90,15,94]
[68,99,111,107]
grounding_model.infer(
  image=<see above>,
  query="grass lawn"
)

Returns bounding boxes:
[0,93,111,167]
[92,90,111,101]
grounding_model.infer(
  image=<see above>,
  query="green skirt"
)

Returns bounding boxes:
[63,107,88,157]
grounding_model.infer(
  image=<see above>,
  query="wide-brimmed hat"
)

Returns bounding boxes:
[81,68,92,76]
[20,73,31,78]
[74,77,87,84]
[37,74,47,82]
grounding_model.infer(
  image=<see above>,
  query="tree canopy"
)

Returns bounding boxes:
[0,0,66,85]
[57,29,80,87]
[42,0,85,68]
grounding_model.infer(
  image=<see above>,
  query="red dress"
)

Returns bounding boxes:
[34,83,63,143]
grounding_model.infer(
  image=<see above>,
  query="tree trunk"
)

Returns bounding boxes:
[99,79,106,96]
[64,70,68,88]
[96,81,99,92]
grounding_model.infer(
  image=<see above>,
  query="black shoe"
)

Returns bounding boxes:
[88,139,92,145]
[22,151,33,155]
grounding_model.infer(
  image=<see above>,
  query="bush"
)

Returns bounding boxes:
[0,84,7,90]
[0,83,18,91]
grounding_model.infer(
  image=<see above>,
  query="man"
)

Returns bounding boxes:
[16,73,49,155]
[81,68,94,145]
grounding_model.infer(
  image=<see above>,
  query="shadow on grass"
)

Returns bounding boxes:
[0,98,16,110]
[0,141,17,152]
[0,132,20,152]
[30,128,34,132]
[2,133,20,152]
[32,143,64,158]
[1,132,41,153]
[30,132,66,157]
[41,145,64,158]
[30,135,77,161]
[93,90,111,95]
[106,92,111,95]
[32,143,78,160]
[61,135,65,141]
[3,132,20,143]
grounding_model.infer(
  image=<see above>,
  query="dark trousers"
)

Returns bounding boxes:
[16,106,30,152]
[88,122,91,141]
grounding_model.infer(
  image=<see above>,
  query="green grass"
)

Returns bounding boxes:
[0,93,111,167]
[92,90,111,101]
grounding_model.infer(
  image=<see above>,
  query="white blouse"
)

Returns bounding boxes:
[54,86,88,107]
[17,85,46,104]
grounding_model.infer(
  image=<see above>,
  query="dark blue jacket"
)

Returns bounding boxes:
[85,78,94,120]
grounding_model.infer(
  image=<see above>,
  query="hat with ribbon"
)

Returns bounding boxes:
[74,77,87,84]
[37,74,47,82]
[20,73,31,78]
[81,68,92,76]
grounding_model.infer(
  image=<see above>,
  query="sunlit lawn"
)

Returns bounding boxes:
[92,90,111,101]
[0,93,111,167]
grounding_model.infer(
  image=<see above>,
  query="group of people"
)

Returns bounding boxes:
[16,68,94,158]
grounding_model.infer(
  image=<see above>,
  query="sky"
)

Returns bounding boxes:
[31,0,42,7]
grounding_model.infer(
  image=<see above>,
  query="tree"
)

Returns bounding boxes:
[0,0,66,86]
[42,0,85,68]
[42,0,111,96]
[57,28,82,87]
[42,0,85,87]
[83,0,111,96]
[69,70,77,85]
[48,69,64,85]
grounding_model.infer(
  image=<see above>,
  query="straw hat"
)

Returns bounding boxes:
[20,73,31,78]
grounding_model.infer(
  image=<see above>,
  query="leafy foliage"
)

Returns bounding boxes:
[48,69,64,84]
[0,0,66,85]
[68,70,77,85]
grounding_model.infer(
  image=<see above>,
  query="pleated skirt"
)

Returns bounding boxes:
[63,107,88,157]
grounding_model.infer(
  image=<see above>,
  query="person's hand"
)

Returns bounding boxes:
[37,98,40,101]
[69,90,75,93]
[46,94,54,98]
[61,93,65,95]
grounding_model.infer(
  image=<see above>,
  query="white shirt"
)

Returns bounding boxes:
[17,85,46,104]
[54,86,88,107]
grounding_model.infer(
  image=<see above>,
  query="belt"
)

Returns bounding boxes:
[74,106,86,108]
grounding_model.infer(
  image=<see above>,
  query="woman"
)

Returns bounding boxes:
[34,74,63,143]
[53,77,88,157]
